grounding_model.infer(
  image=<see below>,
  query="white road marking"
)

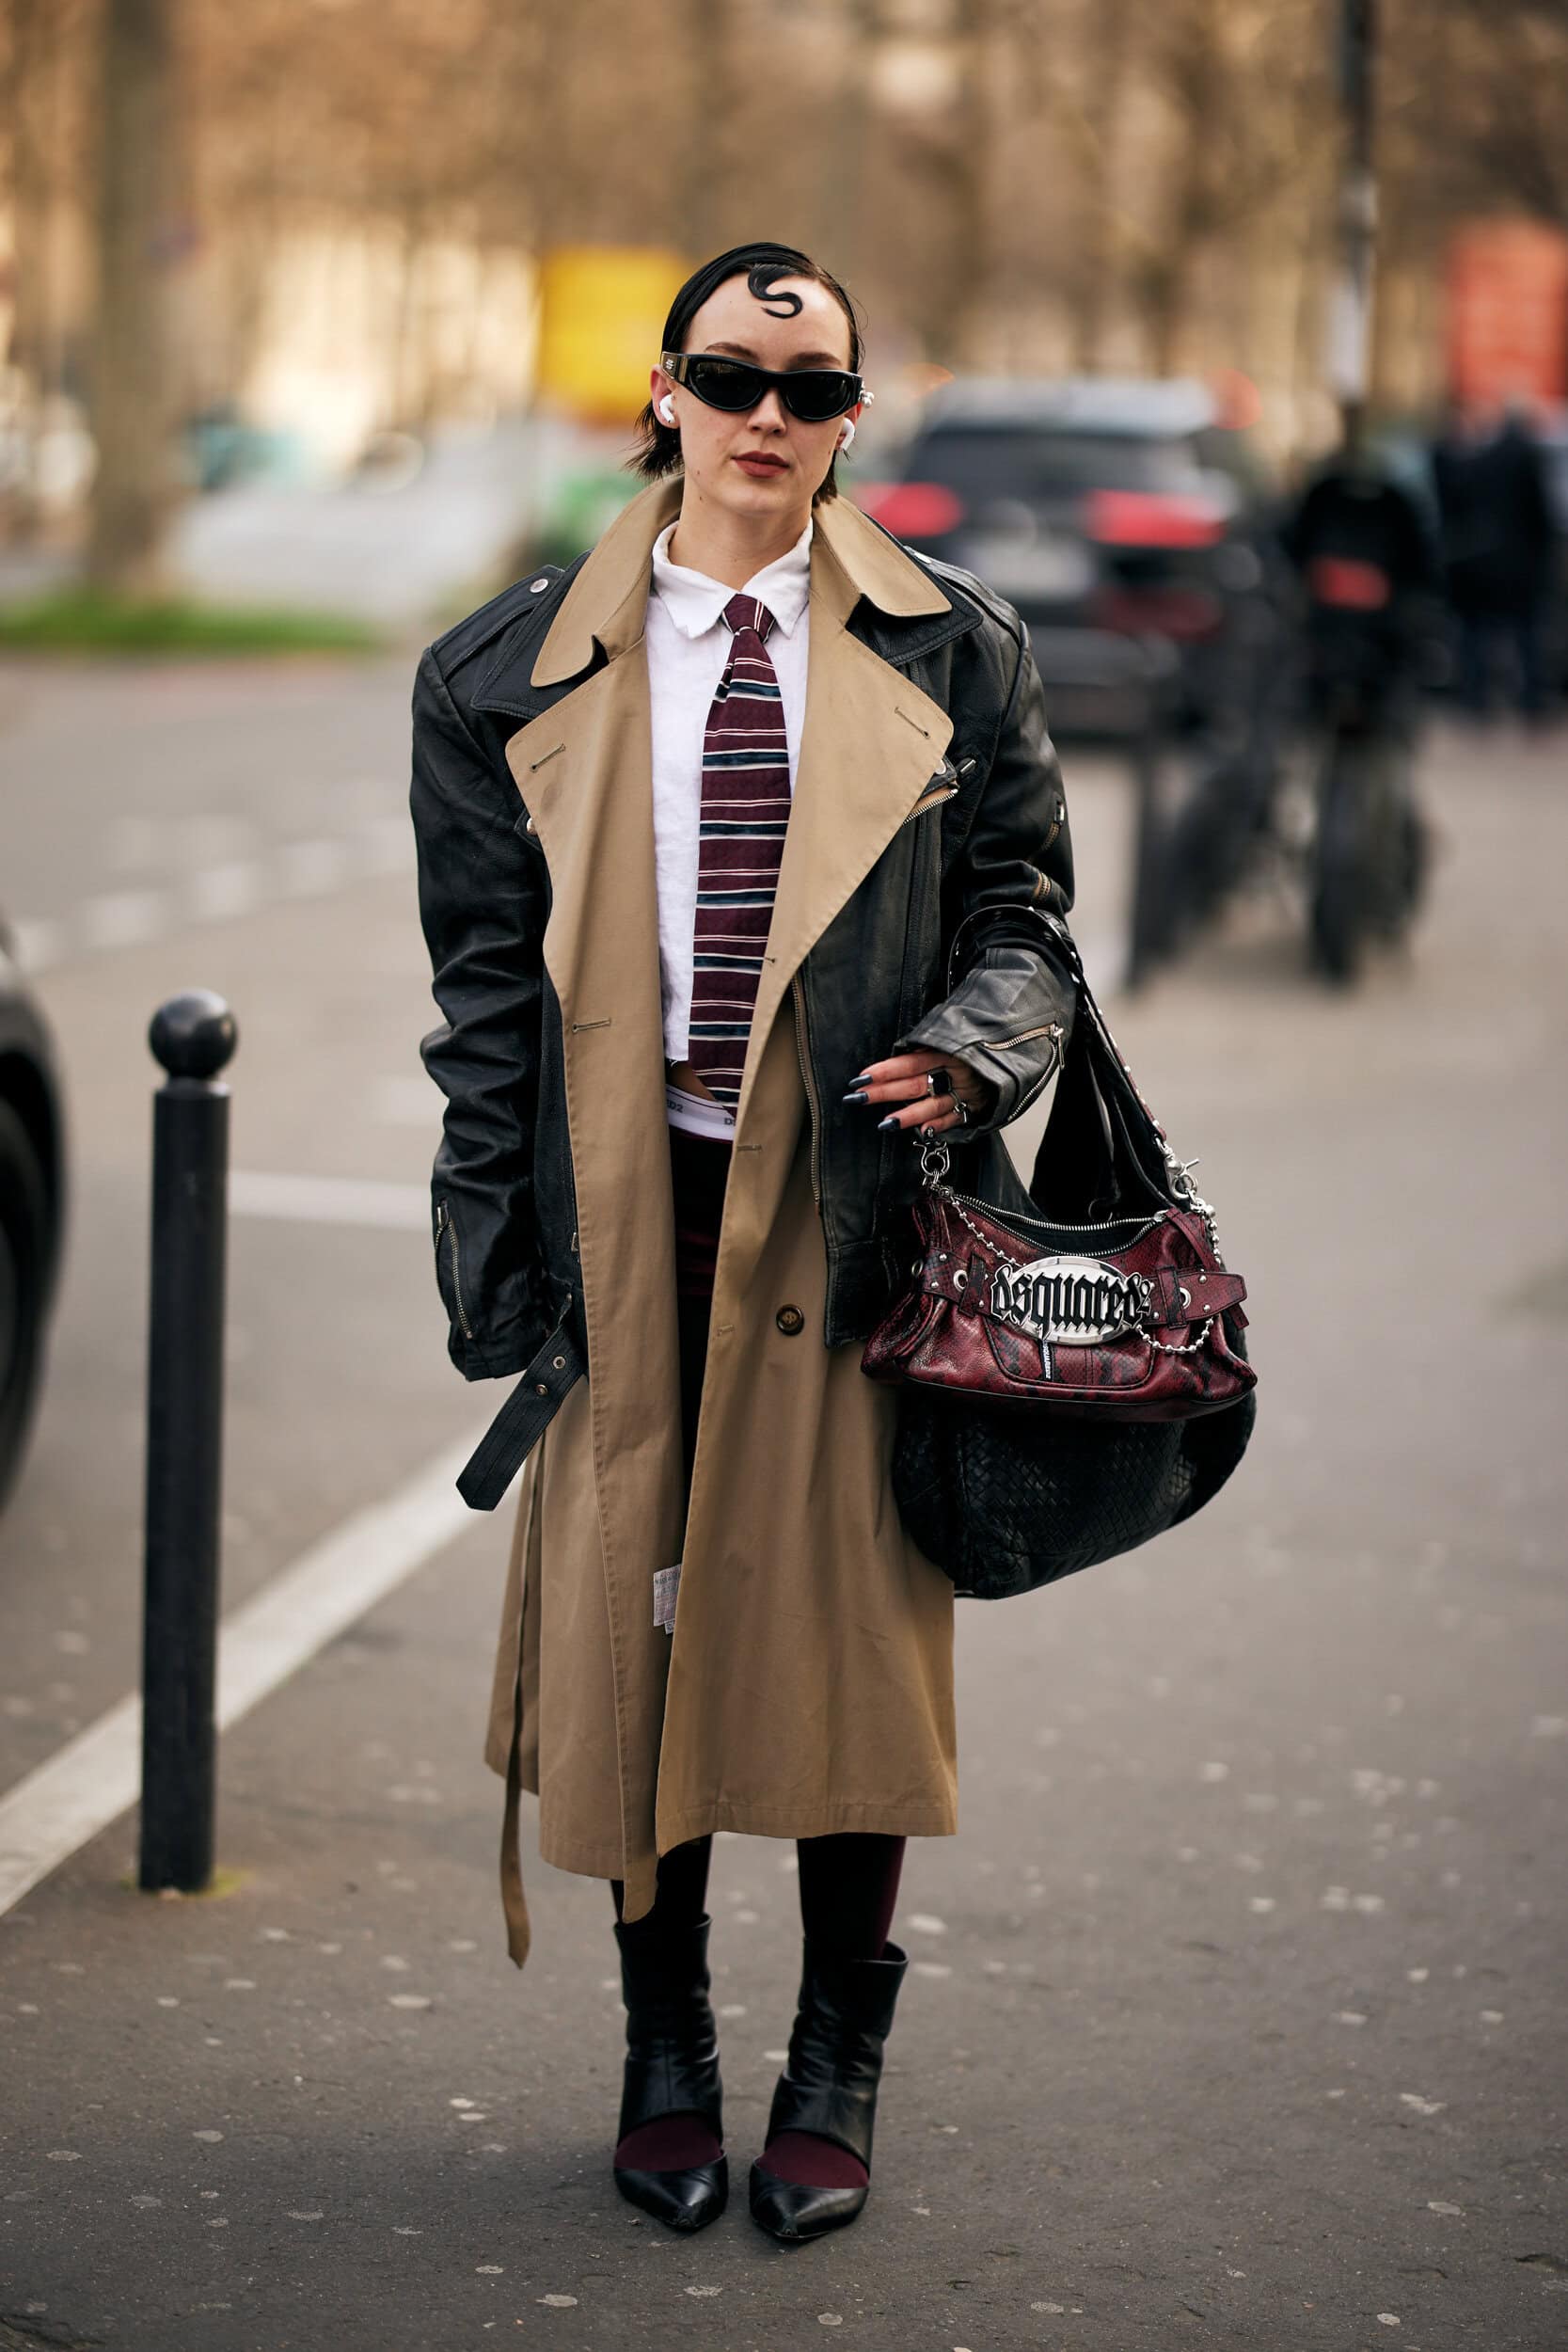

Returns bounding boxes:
[277,836,350,898]
[188,861,262,923]
[229,1170,430,1231]
[6,812,412,975]
[355,814,413,875]
[9,917,64,974]
[0,1429,481,1920]
[368,1075,441,1130]
[79,888,166,952]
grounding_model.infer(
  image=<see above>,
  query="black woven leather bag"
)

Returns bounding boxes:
[870,926,1257,1600]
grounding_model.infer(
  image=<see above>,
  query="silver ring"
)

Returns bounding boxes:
[954,1097,970,1126]
[924,1066,952,1097]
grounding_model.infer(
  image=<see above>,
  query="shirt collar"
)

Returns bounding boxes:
[650,516,814,643]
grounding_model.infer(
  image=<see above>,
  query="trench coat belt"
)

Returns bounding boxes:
[457,1309,587,1510]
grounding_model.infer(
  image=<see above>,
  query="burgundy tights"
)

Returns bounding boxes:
[611,1830,904,2186]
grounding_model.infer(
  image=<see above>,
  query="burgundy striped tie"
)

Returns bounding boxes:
[685,594,791,1110]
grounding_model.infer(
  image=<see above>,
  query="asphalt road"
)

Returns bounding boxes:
[0,658,1563,2352]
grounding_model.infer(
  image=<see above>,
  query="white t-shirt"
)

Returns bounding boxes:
[645,516,813,1135]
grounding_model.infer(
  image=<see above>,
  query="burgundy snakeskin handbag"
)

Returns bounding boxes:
[862,928,1257,1598]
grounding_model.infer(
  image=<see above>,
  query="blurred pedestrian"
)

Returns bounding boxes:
[410,241,1078,2244]
[1281,424,1444,738]
[1432,397,1560,720]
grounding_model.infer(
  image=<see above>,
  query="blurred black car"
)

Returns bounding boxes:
[863,376,1286,735]
[0,914,66,1510]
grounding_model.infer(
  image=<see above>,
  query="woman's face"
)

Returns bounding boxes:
[651,274,863,529]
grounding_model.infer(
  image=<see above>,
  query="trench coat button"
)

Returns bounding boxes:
[775,1303,805,1336]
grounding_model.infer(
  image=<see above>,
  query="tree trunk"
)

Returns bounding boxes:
[1068,0,1133,371]
[816,0,876,283]
[87,0,180,596]
[683,0,726,257]
[3,0,54,537]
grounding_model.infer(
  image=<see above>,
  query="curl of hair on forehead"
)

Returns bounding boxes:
[630,240,864,503]
[747,264,803,319]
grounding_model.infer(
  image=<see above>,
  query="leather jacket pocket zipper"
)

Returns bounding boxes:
[990,1019,1065,1052]
[435,1200,474,1339]
[954,1018,1066,1057]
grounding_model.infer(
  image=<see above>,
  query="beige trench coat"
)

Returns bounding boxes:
[481,480,964,1968]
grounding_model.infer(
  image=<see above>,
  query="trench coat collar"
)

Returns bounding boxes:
[527,475,955,690]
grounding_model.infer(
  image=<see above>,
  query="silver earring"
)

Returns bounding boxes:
[657,398,676,426]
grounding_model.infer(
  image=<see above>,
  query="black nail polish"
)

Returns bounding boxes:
[877,1114,900,1130]
[842,1089,869,1104]
[847,1073,873,1088]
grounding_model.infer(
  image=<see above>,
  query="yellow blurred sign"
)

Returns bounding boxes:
[536,246,690,425]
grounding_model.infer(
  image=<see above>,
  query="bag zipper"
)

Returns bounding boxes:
[435,1200,474,1339]
[947,1192,1167,1243]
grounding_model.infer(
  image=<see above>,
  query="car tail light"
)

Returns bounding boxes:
[861,482,967,540]
[1307,555,1390,610]
[1082,489,1227,548]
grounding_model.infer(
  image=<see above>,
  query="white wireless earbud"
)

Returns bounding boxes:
[837,418,857,452]
[657,397,676,426]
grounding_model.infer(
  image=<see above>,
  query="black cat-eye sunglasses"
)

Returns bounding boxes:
[659,350,870,424]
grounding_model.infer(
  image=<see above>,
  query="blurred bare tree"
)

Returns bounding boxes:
[4,0,1568,583]
[87,0,182,592]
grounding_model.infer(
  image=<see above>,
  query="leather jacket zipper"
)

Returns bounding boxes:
[790,972,824,1211]
[899,780,959,826]
[435,1200,474,1339]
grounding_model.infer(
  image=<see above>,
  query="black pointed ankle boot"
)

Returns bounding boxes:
[748,1938,909,2244]
[610,1911,728,2232]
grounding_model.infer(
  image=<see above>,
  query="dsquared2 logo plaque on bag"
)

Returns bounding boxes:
[989,1254,1150,1349]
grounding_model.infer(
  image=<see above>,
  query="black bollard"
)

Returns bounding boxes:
[138,991,238,1893]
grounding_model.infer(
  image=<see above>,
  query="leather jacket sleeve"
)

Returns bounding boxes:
[410,644,550,1379]
[893,618,1078,1137]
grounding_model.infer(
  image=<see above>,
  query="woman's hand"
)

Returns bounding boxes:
[842,1047,998,1136]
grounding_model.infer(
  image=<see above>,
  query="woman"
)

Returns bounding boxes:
[410,242,1078,2244]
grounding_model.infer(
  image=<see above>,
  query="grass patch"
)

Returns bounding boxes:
[0,588,385,658]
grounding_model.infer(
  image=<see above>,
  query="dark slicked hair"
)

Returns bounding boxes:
[630,241,864,503]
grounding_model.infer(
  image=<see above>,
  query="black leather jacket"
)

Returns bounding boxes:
[411,533,1080,1500]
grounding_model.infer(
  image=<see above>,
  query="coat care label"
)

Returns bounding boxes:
[653,1563,682,1633]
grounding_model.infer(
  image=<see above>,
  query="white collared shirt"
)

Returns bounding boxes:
[646,516,812,1078]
